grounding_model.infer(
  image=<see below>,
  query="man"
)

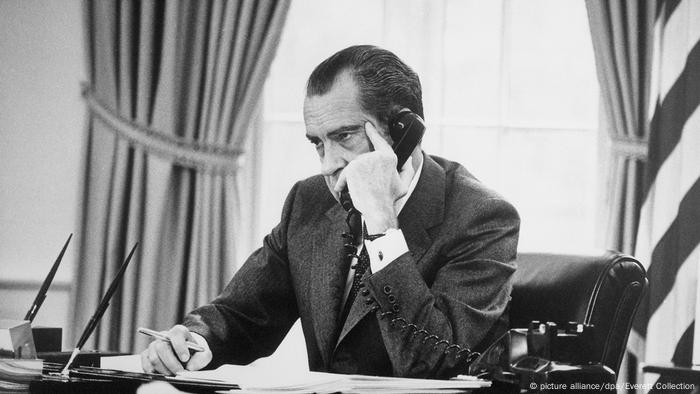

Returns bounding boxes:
[142,45,520,379]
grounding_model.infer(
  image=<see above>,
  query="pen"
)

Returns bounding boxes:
[25,233,72,322]
[61,243,139,376]
[138,327,205,352]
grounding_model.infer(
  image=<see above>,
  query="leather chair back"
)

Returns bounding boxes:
[509,251,647,374]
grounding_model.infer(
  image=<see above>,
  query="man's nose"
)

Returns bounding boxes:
[320,144,347,177]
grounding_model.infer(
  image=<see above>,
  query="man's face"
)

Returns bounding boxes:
[303,71,391,200]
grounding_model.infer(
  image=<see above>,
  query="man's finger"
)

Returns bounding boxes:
[364,122,392,152]
[141,350,155,373]
[186,352,212,371]
[154,340,184,374]
[148,343,174,375]
[168,326,191,363]
[186,333,213,371]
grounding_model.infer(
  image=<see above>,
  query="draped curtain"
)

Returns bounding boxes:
[585,1,656,390]
[71,0,290,353]
[585,0,656,255]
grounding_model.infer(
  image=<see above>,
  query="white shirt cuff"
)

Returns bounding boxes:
[365,228,409,273]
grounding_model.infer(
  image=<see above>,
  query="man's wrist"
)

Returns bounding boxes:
[364,210,398,234]
[365,228,408,273]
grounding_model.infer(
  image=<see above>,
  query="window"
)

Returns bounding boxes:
[254,0,600,254]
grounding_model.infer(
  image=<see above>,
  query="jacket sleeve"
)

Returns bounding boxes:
[182,183,301,368]
[365,197,519,378]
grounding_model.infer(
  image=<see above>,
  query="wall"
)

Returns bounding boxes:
[0,0,85,348]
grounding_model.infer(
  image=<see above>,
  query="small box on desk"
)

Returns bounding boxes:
[0,319,37,358]
[38,350,127,368]
[32,326,62,352]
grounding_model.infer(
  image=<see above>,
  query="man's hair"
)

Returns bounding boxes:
[306,45,424,126]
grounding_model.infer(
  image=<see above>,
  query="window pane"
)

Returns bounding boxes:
[443,0,504,123]
[498,128,598,252]
[505,0,598,129]
[264,0,385,117]
[257,121,319,229]
[438,126,503,188]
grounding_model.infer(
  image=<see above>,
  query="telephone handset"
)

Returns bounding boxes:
[339,109,426,213]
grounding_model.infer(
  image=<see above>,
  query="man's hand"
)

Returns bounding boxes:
[140,325,212,375]
[334,122,416,234]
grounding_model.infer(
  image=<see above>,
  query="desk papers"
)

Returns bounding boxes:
[0,359,42,392]
[101,354,491,392]
[177,364,491,393]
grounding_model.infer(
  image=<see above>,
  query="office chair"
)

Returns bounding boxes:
[509,251,647,374]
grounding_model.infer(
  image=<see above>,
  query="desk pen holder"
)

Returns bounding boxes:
[0,319,37,358]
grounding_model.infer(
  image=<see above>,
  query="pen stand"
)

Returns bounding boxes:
[32,326,62,352]
[0,319,37,358]
[38,349,127,368]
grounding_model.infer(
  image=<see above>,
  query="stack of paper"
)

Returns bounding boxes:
[101,354,491,392]
[176,364,491,393]
[0,359,43,392]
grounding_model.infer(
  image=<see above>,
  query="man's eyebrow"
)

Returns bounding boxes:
[328,124,364,137]
[305,124,365,142]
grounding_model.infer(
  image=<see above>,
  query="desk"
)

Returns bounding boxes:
[642,364,700,393]
[26,364,497,393]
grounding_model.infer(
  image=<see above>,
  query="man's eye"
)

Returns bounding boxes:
[310,140,323,154]
[337,133,351,141]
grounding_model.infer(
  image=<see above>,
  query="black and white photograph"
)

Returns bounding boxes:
[0,0,698,393]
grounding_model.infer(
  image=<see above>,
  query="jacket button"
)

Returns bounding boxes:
[383,285,392,294]
[392,304,400,312]
[361,289,370,296]
[388,294,396,303]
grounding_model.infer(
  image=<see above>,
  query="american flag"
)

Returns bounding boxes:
[631,0,700,390]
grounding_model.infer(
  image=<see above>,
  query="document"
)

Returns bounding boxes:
[177,364,491,393]
[102,354,491,392]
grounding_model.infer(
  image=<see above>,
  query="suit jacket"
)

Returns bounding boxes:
[184,153,520,378]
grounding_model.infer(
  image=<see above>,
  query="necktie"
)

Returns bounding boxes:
[340,245,370,324]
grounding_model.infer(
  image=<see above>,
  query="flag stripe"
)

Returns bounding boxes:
[636,106,700,270]
[634,179,700,336]
[662,0,681,27]
[658,0,700,103]
[672,321,694,365]
[643,39,700,199]
[641,244,698,361]
[631,0,700,384]
[647,322,696,393]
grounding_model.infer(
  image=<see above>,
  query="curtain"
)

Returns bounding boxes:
[585,1,656,391]
[585,0,656,255]
[70,0,290,353]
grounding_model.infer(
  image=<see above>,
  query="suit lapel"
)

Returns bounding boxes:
[398,153,445,262]
[335,268,372,346]
[334,153,446,349]
[310,203,350,366]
